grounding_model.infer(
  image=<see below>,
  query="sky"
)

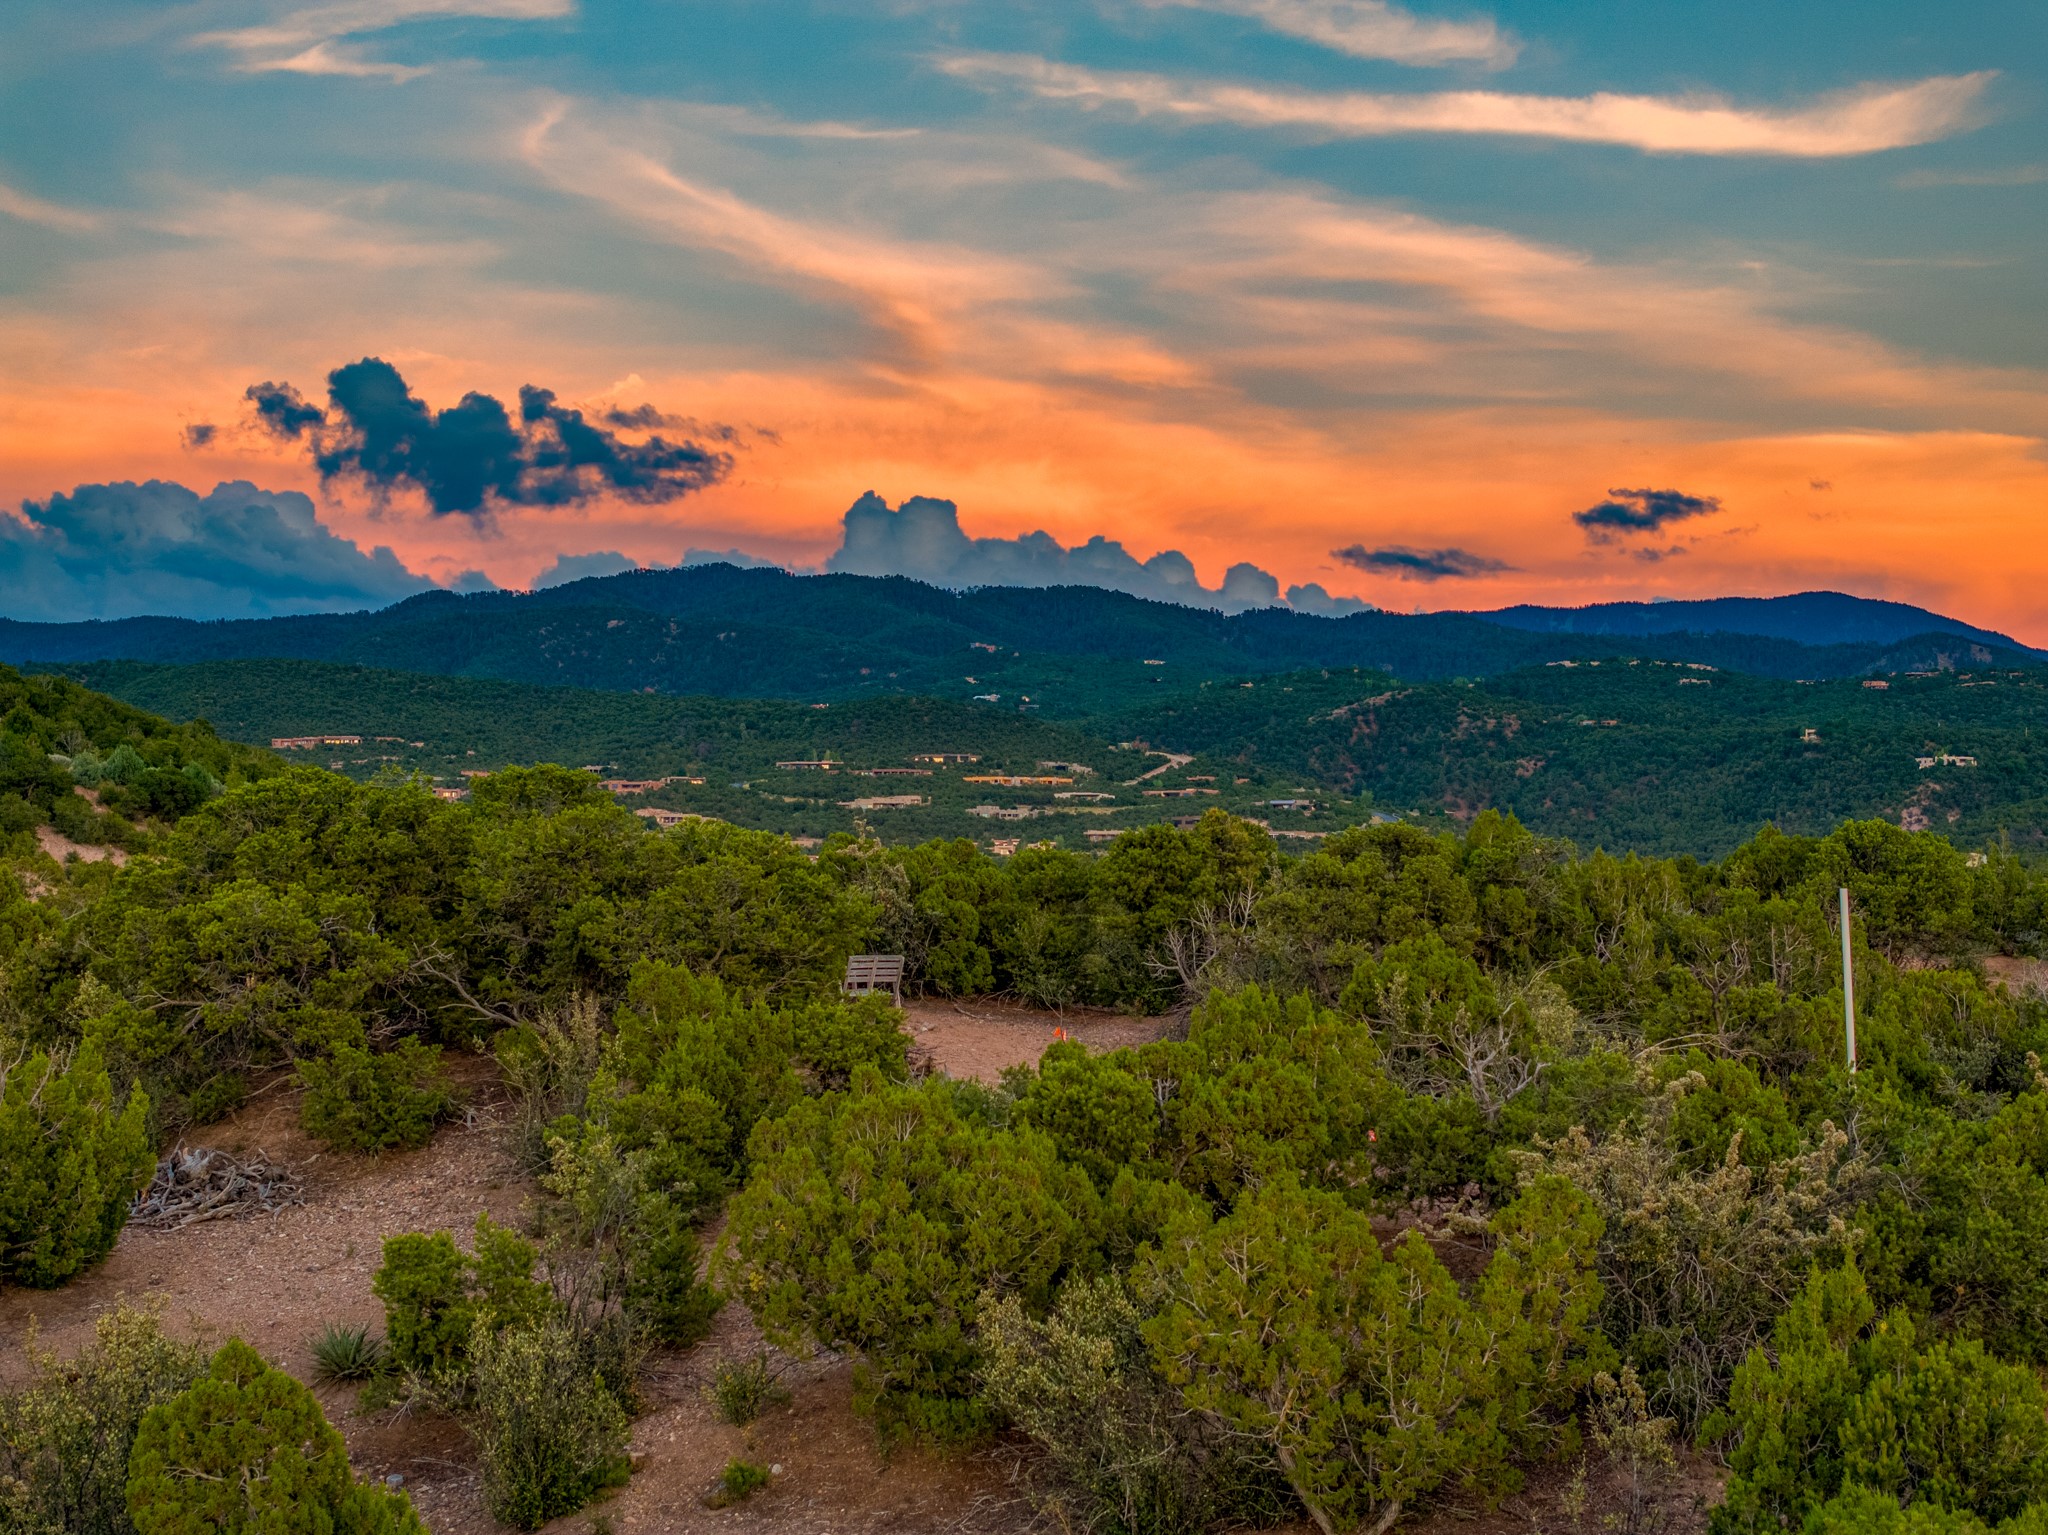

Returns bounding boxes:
[1,0,2044,632]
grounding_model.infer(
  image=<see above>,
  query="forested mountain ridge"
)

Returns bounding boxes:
[0,567,2034,713]
[1481,590,2035,651]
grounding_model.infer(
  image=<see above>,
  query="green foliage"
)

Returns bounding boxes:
[1859,1087,2048,1364]
[0,1041,153,1287]
[124,1338,424,1535]
[1803,1485,2048,1535]
[979,1273,1283,1535]
[297,1037,456,1154]
[310,1322,388,1383]
[1713,1264,2048,1535]
[708,1355,788,1427]
[462,1315,632,1530]
[370,1214,551,1380]
[709,1459,771,1507]
[1137,1174,1607,1535]
[538,1123,722,1350]
[1520,1077,1871,1427]
[718,1070,1103,1442]
[0,1302,205,1535]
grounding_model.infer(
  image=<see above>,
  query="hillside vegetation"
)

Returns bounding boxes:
[63,654,2048,856]
[0,665,278,856]
[3,757,2047,1533]
[1109,661,2048,855]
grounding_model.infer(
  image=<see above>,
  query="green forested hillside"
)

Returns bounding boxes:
[58,658,1346,848]
[60,655,2048,857]
[1107,661,2048,855]
[0,664,279,854]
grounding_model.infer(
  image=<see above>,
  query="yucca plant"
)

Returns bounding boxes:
[310,1321,388,1382]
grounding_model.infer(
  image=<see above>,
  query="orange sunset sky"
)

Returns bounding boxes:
[2,0,2044,637]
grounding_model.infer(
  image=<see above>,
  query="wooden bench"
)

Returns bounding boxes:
[842,953,906,1004]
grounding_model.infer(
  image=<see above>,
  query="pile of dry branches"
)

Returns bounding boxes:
[129,1146,304,1230]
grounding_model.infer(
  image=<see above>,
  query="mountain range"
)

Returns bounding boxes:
[0,568,2034,714]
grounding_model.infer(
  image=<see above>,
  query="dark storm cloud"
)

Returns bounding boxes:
[1331,544,1513,581]
[248,358,735,516]
[246,380,324,437]
[181,423,217,449]
[1573,486,1721,539]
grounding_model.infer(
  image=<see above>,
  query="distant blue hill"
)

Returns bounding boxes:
[0,568,2037,712]
[1474,591,2041,656]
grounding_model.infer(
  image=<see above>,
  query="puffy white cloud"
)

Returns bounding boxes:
[1287,581,1376,616]
[824,491,1288,612]
[0,480,434,621]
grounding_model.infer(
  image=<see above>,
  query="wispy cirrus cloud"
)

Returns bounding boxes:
[941,53,1995,156]
[0,182,105,234]
[1140,0,1517,69]
[518,104,1079,364]
[193,0,573,81]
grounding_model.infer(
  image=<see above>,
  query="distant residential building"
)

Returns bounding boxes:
[1143,659,1164,666]
[635,807,716,828]
[1145,787,1218,799]
[839,795,929,809]
[854,768,933,777]
[1917,753,1978,770]
[1054,791,1117,802]
[1800,728,1821,743]
[1084,828,1125,843]
[1185,775,1216,783]
[972,693,1000,703]
[1266,799,1315,811]
[912,753,980,764]
[271,734,361,749]
[460,768,491,779]
[989,837,1021,856]
[966,804,1037,821]
[964,774,1073,787]
[1863,680,1890,690]
[431,786,467,801]
[1037,761,1096,775]
[775,759,837,770]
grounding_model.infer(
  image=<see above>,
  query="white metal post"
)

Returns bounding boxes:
[1839,886,1857,1073]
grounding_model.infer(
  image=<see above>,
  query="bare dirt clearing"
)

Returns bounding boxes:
[902,995,1176,1082]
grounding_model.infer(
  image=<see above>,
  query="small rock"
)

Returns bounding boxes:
[770,1464,783,1476]
[384,1474,404,1489]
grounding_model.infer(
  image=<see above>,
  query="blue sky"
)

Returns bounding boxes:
[1,0,2043,629]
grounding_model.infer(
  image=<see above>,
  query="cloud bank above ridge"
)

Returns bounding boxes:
[824,491,1361,614]
[0,480,440,622]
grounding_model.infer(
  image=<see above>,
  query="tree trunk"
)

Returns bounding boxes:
[1274,1444,1337,1535]
[1366,1498,1404,1535]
